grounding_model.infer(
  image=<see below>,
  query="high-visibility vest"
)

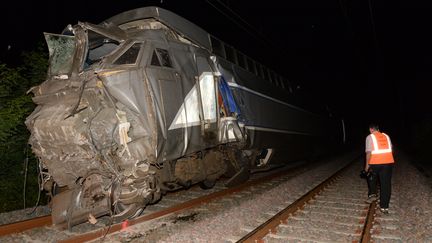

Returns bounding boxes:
[369,132,394,164]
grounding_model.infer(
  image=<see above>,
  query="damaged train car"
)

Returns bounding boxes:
[25,7,345,226]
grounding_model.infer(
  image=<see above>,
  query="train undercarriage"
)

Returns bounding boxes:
[43,146,259,226]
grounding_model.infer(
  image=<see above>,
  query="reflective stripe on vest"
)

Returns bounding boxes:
[369,132,394,164]
[370,133,392,154]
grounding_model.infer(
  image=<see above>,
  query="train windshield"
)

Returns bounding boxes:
[85,30,120,67]
[44,33,76,77]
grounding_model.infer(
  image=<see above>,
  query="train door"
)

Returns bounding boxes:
[145,40,219,160]
[144,41,186,162]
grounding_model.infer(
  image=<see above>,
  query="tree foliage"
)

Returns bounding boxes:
[0,42,48,212]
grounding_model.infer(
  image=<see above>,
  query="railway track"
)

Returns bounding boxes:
[0,160,310,242]
[5,152,401,243]
[100,152,401,243]
[58,160,311,243]
[0,215,52,236]
[237,159,399,243]
[0,152,411,242]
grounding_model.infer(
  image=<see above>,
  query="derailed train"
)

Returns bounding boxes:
[25,7,345,226]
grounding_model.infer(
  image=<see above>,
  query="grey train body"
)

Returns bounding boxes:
[25,7,344,225]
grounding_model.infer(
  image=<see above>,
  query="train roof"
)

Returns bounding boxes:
[102,6,295,96]
[103,6,211,50]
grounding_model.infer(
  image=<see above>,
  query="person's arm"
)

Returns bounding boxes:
[365,135,371,171]
[365,152,371,171]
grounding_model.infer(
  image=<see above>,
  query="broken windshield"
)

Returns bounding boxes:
[85,30,120,67]
[44,33,76,77]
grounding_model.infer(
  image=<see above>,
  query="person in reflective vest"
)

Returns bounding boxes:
[364,123,394,214]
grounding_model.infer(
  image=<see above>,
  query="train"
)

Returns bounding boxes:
[25,6,345,226]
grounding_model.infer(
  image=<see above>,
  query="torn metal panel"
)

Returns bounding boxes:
[80,22,127,42]
[104,7,211,50]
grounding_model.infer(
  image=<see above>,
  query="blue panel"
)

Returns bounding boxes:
[219,76,241,116]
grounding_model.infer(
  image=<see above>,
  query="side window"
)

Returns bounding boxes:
[114,43,141,65]
[257,64,264,79]
[210,36,225,58]
[236,51,246,69]
[271,71,276,84]
[263,67,270,81]
[151,50,161,66]
[150,48,173,68]
[278,76,285,89]
[157,48,173,68]
[86,30,120,67]
[225,45,236,63]
[246,57,256,75]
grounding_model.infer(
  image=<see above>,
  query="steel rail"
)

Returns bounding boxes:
[360,200,377,243]
[0,215,52,236]
[236,160,355,243]
[58,161,311,243]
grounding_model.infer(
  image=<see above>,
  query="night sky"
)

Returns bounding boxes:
[1,0,431,142]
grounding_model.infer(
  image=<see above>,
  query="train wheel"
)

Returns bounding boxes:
[110,181,143,221]
[112,202,143,221]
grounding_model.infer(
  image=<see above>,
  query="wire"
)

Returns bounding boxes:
[205,0,281,49]
[214,0,263,36]
[27,159,43,215]
[368,0,378,50]
[23,145,29,209]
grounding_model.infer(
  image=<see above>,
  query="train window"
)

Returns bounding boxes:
[246,57,256,74]
[151,48,173,68]
[263,67,270,81]
[254,63,261,77]
[150,50,161,66]
[257,64,264,79]
[85,30,120,67]
[273,73,279,86]
[269,71,275,85]
[157,49,173,68]
[279,76,285,89]
[270,71,275,84]
[236,52,246,69]
[283,78,289,91]
[210,36,225,58]
[114,43,141,65]
[44,33,76,76]
[287,80,294,93]
[225,45,236,63]
[273,73,278,86]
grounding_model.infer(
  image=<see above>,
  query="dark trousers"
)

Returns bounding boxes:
[367,164,394,208]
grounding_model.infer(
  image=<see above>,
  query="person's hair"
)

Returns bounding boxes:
[369,123,379,131]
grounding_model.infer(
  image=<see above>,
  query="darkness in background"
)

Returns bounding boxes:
[1,0,431,152]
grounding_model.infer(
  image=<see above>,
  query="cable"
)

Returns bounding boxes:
[205,0,281,49]
[27,159,42,215]
[205,0,291,84]
[23,145,29,209]
[214,0,264,37]
[205,0,253,36]
[368,0,378,50]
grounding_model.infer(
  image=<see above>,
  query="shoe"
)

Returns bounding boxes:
[380,208,389,214]
[365,194,377,203]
